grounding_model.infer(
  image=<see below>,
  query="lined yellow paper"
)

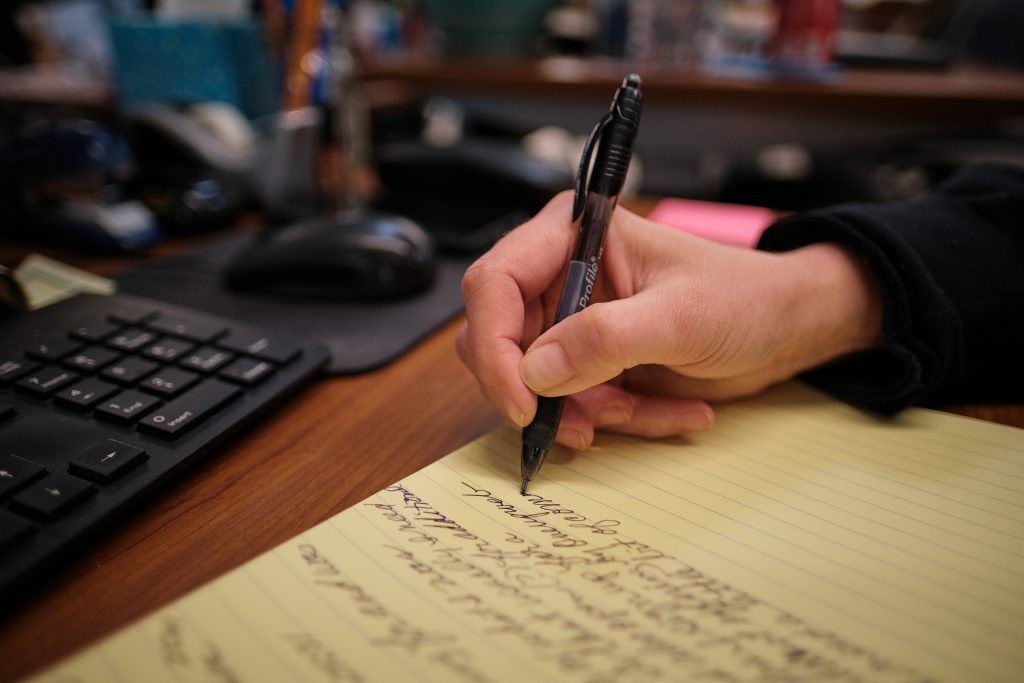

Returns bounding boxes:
[32,383,1024,682]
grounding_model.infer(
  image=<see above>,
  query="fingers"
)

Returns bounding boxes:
[458,192,576,425]
[556,384,715,450]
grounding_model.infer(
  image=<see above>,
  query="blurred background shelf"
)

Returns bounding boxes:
[359,56,1024,119]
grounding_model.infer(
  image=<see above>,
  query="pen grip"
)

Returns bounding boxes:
[553,259,596,324]
[523,395,566,450]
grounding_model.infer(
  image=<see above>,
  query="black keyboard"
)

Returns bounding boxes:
[0,292,329,598]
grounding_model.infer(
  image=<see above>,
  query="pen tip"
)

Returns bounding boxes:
[520,478,529,495]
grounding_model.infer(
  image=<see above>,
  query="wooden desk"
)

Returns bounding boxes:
[1,225,1022,682]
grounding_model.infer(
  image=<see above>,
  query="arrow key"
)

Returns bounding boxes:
[11,472,94,520]
[0,454,46,499]
[69,440,148,484]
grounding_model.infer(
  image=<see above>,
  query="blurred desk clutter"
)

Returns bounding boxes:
[2,0,1022,230]
[0,0,1020,366]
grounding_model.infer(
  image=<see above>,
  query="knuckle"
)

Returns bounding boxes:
[460,260,497,302]
[585,305,632,372]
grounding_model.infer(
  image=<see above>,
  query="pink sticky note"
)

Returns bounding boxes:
[647,198,775,248]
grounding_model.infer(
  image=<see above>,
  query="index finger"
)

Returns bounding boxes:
[459,192,576,425]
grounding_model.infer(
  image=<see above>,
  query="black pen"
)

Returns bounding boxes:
[520,74,642,495]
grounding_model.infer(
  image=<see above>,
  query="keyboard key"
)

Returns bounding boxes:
[15,367,80,397]
[108,304,158,325]
[70,318,120,342]
[220,358,276,385]
[0,292,329,597]
[69,440,147,484]
[63,345,122,372]
[139,379,241,436]
[0,510,35,550]
[101,356,159,385]
[139,367,200,397]
[55,378,120,410]
[180,346,235,373]
[142,337,195,362]
[217,330,301,364]
[11,473,94,520]
[95,390,162,424]
[26,337,82,362]
[106,327,158,352]
[146,313,228,344]
[0,358,39,384]
[0,454,46,498]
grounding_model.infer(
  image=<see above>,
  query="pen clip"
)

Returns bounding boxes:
[572,111,613,222]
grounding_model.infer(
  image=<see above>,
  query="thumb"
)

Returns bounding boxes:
[520,291,676,397]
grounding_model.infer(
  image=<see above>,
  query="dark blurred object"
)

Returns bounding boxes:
[419,0,553,57]
[127,103,324,225]
[224,210,436,301]
[0,118,160,252]
[543,2,601,56]
[718,134,1024,212]
[374,139,567,253]
[718,143,876,211]
[127,103,254,233]
[129,171,246,235]
[0,265,28,314]
[370,97,570,254]
[837,0,984,68]
[129,103,256,177]
[964,0,1024,69]
[0,1,32,67]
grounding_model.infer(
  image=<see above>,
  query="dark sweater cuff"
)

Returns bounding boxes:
[758,208,955,414]
[756,163,1024,413]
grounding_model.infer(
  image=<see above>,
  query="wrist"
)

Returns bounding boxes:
[774,242,884,375]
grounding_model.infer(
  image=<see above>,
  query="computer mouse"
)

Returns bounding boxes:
[224,210,436,300]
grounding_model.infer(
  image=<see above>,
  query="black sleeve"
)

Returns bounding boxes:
[756,163,1024,413]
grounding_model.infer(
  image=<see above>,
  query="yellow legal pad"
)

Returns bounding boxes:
[30,383,1024,682]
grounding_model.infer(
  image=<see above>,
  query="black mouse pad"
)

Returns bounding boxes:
[116,233,475,374]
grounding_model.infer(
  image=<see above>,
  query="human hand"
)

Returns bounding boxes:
[456,192,883,449]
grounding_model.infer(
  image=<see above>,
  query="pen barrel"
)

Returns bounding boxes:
[523,395,566,449]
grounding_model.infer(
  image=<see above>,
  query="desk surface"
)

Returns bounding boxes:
[2,216,1022,682]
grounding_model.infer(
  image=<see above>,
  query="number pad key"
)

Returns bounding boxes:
[142,337,195,362]
[140,367,200,397]
[106,327,158,352]
[64,345,122,372]
[101,356,159,385]
[217,330,300,364]
[147,314,227,344]
[180,346,234,373]
[220,358,276,385]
